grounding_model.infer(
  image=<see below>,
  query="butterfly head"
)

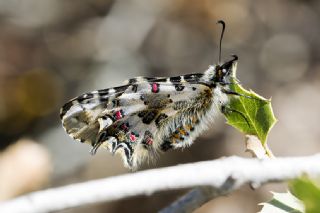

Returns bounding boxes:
[213,54,238,85]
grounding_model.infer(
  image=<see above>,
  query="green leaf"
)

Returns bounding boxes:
[290,177,320,213]
[259,191,305,213]
[223,66,277,145]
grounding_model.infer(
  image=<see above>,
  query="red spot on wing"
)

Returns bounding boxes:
[130,133,136,142]
[151,83,159,93]
[146,138,153,145]
[121,123,129,132]
[115,110,122,120]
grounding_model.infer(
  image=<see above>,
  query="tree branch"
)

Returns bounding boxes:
[1,154,320,213]
[159,185,232,213]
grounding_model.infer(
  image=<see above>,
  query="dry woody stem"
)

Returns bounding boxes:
[1,154,320,213]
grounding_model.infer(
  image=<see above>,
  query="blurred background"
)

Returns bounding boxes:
[0,0,320,212]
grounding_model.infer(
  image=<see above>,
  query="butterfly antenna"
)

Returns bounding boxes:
[217,20,225,65]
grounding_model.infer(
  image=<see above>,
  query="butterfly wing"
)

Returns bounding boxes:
[60,85,132,144]
[60,73,216,169]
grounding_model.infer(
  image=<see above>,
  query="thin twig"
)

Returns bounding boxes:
[159,180,235,213]
[1,154,320,213]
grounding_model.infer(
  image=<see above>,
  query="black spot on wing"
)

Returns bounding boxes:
[98,89,109,96]
[114,85,129,93]
[128,78,137,84]
[95,89,110,102]
[153,78,167,82]
[142,110,158,124]
[170,76,181,82]
[77,93,94,103]
[155,113,168,127]
[138,110,147,118]
[183,73,203,83]
[112,99,120,107]
[131,84,138,92]
[60,101,74,119]
[115,93,123,98]
[175,84,185,91]
[99,96,109,102]
[146,77,164,82]
[138,110,158,124]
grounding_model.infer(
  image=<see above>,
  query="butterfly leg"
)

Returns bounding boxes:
[221,105,250,127]
[222,89,262,101]
[222,89,250,99]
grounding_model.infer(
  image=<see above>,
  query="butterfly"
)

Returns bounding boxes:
[60,21,244,169]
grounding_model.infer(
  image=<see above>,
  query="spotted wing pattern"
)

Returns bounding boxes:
[60,72,227,169]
